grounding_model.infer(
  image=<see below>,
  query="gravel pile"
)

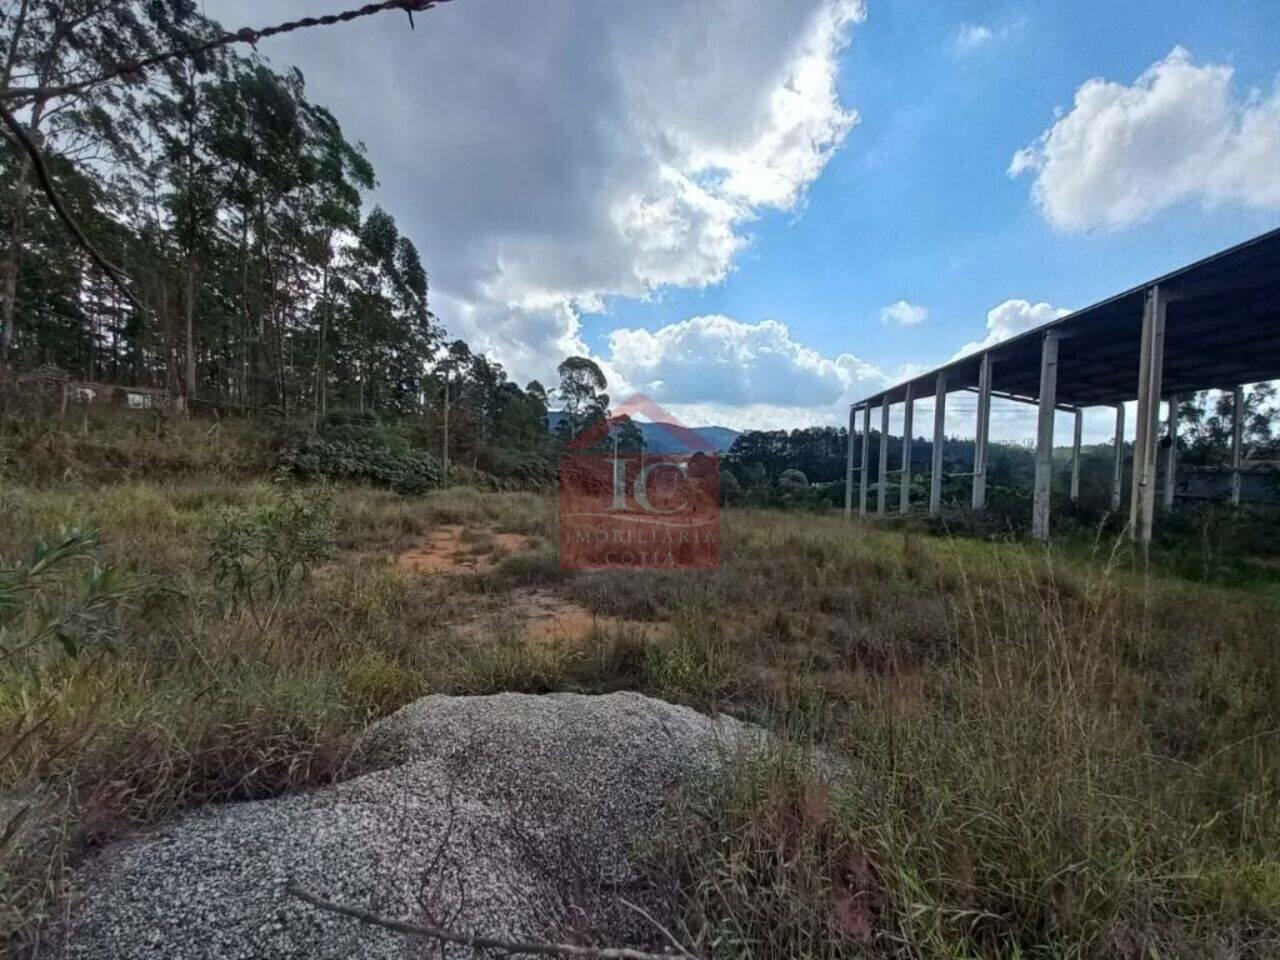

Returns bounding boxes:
[59,692,755,959]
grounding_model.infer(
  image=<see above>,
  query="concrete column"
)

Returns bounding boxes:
[1129,286,1167,543]
[1032,331,1059,541]
[1111,404,1125,512]
[1162,394,1178,513]
[1069,408,1083,503]
[929,373,947,517]
[1129,292,1154,531]
[972,353,993,510]
[878,401,890,515]
[1230,385,1244,506]
[1146,285,1167,545]
[844,404,856,519]
[900,383,914,515]
[859,403,871,516]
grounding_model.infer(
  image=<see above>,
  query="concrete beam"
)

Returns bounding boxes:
[1111,404,1125,512]
[878,401,890,515]
[859,403,871,516]
[1230,384,1244,506]
[844,404,856,519]
[900,383,914,515]
[1032,331,1060,540]
[1070,408,1083,503]
[930,373,947,517]
[972,353,993,510]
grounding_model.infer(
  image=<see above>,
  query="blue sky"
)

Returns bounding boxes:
[591,0,1280,383]
[218,0,1280,434]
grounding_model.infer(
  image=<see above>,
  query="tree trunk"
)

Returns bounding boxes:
[442,376,450,483]
[183,255,199,412]
[313,252,331,432]
[0,117,38,367]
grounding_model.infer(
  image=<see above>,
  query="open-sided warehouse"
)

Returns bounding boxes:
[846,227,1280,542]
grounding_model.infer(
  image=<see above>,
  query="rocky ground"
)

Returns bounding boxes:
[55,692,756,959]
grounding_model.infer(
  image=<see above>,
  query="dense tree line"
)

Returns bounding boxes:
[0,3,661,486]
[0,4,520,442]
[2,2,431,417]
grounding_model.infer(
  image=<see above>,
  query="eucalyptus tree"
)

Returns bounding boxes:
[0,0,201,367]
[555,356,609,442]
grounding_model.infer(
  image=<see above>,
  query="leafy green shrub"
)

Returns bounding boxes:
[278,432,441,494]
[209,486,335,628]
[779,468,809,491]
[474,446,558,490]
[0,528,134,661]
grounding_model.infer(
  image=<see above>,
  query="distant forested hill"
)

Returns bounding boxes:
[547,412,738,453]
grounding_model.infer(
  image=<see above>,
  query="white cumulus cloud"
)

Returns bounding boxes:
[1011,47,1280,230]
[881,300,928,326]
[951,299,1071,360]
[208,0,865,386]
[605,314,888,430]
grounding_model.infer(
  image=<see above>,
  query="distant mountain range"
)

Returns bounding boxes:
[547,411,739,454]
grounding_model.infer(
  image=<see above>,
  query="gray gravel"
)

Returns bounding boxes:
[57,692,756,959]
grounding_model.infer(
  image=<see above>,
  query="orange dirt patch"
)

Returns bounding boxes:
[453,589,668,645]
[397,526,535,575]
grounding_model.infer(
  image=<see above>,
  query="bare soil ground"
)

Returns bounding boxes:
[395,525,668,644]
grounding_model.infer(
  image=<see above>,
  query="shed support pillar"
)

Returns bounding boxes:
[930,373,947,517]
[972,353,993,510]
[1070,408,1083,503]
[878,401,890,515]
[859,404,871,516]
[1163,394,1178,513]
[900,384,914,515]
[1032,331,1060,541]
[1111,404,1125,512]
[1230,385,1244,506]
[844,404,856,519]
[1129,285,1166,545]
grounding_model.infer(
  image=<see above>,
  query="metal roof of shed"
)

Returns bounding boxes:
[857,226,1280,409]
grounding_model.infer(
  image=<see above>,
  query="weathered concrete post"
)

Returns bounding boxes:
[877,402,891,515]
[972,353,993,510]
[1230,385,1244,506]
[900,383,914,515]
[1111,404,1125,512]
[929,374,947,517]
[1162,394,1178,512]
[1032,331,1059,541]
[1131,286,1166,545]
[859,403,871,516]
[1069,408,1083,503]
[844,404,856,519]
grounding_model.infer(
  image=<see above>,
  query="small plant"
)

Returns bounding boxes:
[209,486,335,629]
[643,599,734,706]
[0,529,133,661]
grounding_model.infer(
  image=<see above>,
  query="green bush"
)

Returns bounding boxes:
[278,429,441,494]
[0,528,134,661]
[208,486,335,627]
[473,445,558,490]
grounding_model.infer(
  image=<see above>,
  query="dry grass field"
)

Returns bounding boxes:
[2,419,1279,957]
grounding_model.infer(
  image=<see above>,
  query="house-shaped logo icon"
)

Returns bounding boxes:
[559,393,720,569]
